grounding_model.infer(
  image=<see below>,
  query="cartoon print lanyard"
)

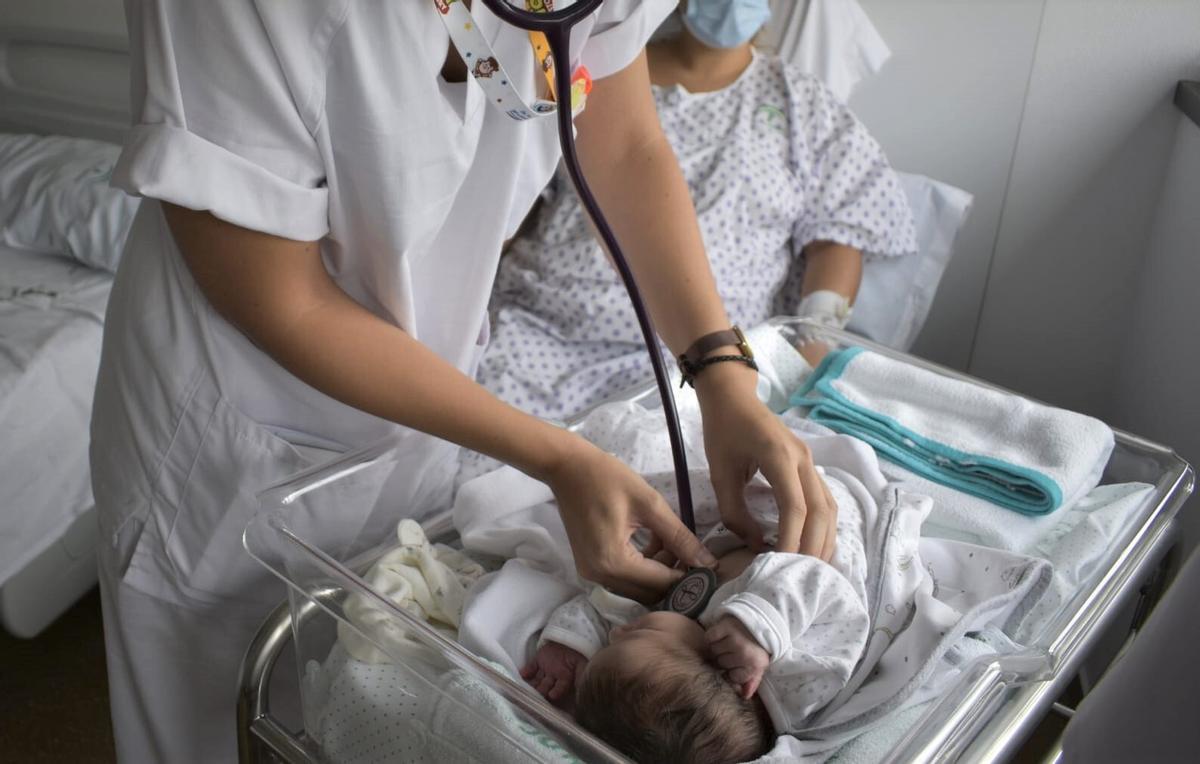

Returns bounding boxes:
[432,0,592,120]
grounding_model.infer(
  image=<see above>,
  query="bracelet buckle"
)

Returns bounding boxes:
[677,325,757,388]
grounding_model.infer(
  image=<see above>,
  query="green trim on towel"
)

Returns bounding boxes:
[790,347,1064,515]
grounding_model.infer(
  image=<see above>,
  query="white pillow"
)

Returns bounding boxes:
[784,0,892,102]
[846,172,973,350]
[0,133,140,273]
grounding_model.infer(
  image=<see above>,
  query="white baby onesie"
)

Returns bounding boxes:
[539,471,872,733]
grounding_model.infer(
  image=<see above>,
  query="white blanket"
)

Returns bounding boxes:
[339,520,486,665]
[453,402,1052,756]
[0,245,111,585]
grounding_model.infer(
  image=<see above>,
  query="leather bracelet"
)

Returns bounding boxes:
[677,325,757,387]
[678,354,759,388]
[679,328,746,366]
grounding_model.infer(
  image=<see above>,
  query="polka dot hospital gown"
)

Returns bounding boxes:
[477,50,917,423]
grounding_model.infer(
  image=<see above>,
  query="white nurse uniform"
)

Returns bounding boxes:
[91,0,674,760]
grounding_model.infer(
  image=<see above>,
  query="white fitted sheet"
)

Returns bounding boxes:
[0,243,112,585]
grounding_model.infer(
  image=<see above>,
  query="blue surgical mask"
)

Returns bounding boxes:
[682,0,773,49]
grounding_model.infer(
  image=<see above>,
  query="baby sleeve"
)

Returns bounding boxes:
[539,586,650,659]
[703,552,870,732]
[785,65,917,261]
[112,0,339,241]
[539,594,611,659]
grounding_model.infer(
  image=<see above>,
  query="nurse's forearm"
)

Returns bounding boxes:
[800,241,862,301]
[162,204,584,481]
[574,54,729,355]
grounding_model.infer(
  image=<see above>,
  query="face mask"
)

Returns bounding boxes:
[682,0,773,49]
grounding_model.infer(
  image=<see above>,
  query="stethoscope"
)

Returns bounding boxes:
[477,0,699,535]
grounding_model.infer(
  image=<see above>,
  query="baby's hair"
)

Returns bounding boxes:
[575,646,773,764]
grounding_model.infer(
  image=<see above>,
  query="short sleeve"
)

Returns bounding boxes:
[785,65,917,261]
[112,0,338,241]
[579,0,677,80]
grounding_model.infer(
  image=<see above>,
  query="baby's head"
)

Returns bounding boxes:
[574,612,773,764]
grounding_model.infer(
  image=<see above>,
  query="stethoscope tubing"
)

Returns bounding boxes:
[478,0,698,533]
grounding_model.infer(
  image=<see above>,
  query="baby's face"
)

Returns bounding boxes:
[583,611,707,682]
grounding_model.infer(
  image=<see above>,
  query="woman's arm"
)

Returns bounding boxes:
[573,54,836,560]
[163,204,714,602]
[800,241,863,302]
[795,241,863,366]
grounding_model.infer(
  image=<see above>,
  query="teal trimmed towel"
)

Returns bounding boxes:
[791,347,1113,515]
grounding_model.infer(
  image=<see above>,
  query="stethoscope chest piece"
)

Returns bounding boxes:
[659,567,718,620]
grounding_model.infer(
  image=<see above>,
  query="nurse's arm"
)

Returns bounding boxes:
[160,203,714,601]
[573,54,837,561]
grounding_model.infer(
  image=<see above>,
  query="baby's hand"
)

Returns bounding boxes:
[706,616,770,699]
[521,642,588,705]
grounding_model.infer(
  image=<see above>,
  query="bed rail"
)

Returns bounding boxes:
[237,598,319,764]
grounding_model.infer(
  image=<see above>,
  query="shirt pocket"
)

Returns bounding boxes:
[122,376,356,610]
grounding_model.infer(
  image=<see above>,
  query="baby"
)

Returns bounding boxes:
[521,472,873,764]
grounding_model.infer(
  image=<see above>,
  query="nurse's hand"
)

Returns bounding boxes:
[544,441,718,604]
[696,362,838,562]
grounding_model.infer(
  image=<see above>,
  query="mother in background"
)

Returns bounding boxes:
[476,0,916,421]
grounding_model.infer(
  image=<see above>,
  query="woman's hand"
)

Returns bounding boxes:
[542,439,717,604]
[707,616,771,699]
[696,362,838,561]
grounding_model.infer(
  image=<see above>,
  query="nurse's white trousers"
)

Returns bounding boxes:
[97,543,297,763]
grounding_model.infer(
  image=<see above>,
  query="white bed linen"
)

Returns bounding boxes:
[0,243,111,585]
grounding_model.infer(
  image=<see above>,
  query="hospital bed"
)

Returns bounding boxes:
[0,0,135,637]
[0,242,116,637]
[237,319,1193,763]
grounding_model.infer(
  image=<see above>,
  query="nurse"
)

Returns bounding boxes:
[91,0,835,760]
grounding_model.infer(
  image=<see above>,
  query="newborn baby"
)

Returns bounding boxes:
[521,472,872,764]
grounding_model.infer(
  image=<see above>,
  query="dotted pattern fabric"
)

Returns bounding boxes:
[477,51,917,422]
[317,649,434,764]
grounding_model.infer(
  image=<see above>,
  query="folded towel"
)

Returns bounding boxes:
[791,347,1113,515]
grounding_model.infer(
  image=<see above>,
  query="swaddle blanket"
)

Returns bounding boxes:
[339,519,486,664]
[791,347,1114,516]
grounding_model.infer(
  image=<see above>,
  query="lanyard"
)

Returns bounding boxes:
[432,0,592,121]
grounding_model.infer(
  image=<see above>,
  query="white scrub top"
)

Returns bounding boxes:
[92,0,675,612]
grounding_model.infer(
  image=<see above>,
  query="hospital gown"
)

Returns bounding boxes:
[478,50,917,422]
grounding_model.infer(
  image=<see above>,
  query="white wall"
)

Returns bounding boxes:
[847,0,1200,408]
[969,0,1200,417]
[1110,118,1200,556]
[849,0,1048,371]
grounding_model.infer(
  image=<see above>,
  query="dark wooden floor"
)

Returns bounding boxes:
[0,588,115,762]
[0,588,1066,763]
